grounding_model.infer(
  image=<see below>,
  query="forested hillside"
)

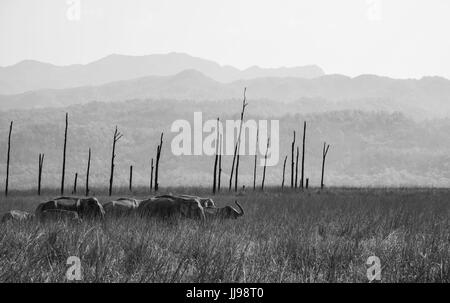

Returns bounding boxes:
[1,99,450,190]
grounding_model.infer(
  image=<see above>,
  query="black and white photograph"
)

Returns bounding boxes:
[0,0,449,290]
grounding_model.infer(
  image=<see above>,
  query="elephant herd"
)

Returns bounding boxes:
[0,194,245,224]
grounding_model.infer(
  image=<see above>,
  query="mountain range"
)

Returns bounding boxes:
[1,68,449,119]
[0,52,324,95]
[1,52,450,119]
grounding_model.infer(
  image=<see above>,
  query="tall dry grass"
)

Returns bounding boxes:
[0,187,449,282]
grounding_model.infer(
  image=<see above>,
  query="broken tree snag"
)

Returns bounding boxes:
[85,148,91,197]
[281,155,287,190]
[253,127,259,191]
[129,165,133,192]
[5,121,12,196]
[218,134,223,192]
[306,178,309,189]
[213,118,219,194]
[301,121,306,189]
[109,126,123,196]
[154,132,163,192]
[295,146,299,188]
[150,158,154,191]
[38,153,44,196]
[229,87,248,191]
[290,130,296,188]
[261,137,270,191]
[321,142,331,189]
[72,172,78,194]
[61,113,68,195]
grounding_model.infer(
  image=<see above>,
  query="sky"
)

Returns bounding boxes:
[0,0,449,79]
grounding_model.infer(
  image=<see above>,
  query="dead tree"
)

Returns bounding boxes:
[150,158,154,191]
[261,137,270,191]
[61,113,68,195]
[300,121,307,189]
[295,146,299,188]
[218,134,222,192]
[154,132,163,191]
[281,155,287,190]
[306,178,309,189]
[38,153,44,195]
[72,173,78,194]
[85,148,91,197]
[109,126,123,196]
[212,118,219,194]
[290,131,296,188]
[253,127,259,191]
[5,121,12,196]
[321,142,331,189]
[129,165,133,192]
[229,88,248,191]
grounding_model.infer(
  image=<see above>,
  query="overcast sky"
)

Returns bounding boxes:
[0,0,449,79]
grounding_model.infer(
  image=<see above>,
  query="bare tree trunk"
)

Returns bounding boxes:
[253,127,259,191]
[281,155,287,190]
[218,134,222,192]
[72,173,78,194]
[5,121,12,196]
[261,137,270,191]
[300,121,306,189]
[154,132,163,191]
[38,153,44,196]
[306,178,309,189]
[213,118,219,194]
[229,88,248,191]
[295,146,299,188]
[129,165,133,192]
[61,113,68,195]
[321,142,330,189]
[290,131,296,188]
[85,148,91,196]
[109,126,123,196]
[150,158,154,192]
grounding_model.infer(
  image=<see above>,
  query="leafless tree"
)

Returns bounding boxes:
[291,130,296,188]
[321,142,331,189]
[281,155,287,190]
[72,172,78,194]
[213,118,219,194]
[261,137,270,191]
[109,126,123,196]
[38,153,44,195]
[129,165,133,192]
[61,113,68,195]
[253,127,259,191]
[154,132,163,191]
[85,148,91,196]
[5,121,12,196]
[295,146,299,188]
[229,88,248,191]
[150,158,154,191]
[218,134,222,192]
[301,121,307,189]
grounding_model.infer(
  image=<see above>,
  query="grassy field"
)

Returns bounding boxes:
[0,187,449,282]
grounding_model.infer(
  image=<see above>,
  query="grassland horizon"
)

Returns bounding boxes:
[0,187,449,282]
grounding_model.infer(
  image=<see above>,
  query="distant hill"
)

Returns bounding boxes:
[1,70,450,119]
[0,53,324,95]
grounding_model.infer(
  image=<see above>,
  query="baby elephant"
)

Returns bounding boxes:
[38,209,82,223]
[1,210,34,223]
